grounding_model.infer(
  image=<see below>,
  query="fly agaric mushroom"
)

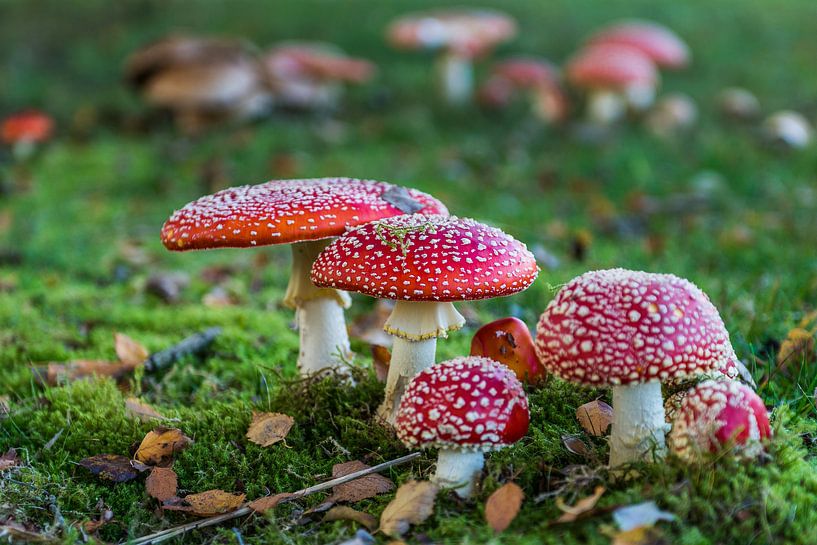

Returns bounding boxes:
[762,111,813,149]
[470,317,545,383]
[586,20,690,70]
[161,178,447,376]
[124,35,272,133]
[534,269,736,467]
[311,214,539,424]
[478,57,569,123]
[394,356,529,497]
[566,44,659,124]
[387,9,517,105]
[1,110,54,147]
[263,42,375,111]
[669,380,771,461]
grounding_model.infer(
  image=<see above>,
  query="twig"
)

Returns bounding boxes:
[129,452,420,545]
[143,327,222,373]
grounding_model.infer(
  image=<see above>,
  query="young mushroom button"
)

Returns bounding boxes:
[161,178,447,377]
[534,268,736,467]
[394,356,530,498]
[311,214,538,425]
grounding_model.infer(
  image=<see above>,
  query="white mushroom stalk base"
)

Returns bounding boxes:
[609,381,670,467]
[377,300,465,425]
[433,448,484,498]
[587,90,626,125]
[437,52,474,105]
[284,240,352,376]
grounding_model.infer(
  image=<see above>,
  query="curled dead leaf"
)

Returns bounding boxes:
[327,460,395,504]
[379,480,438,537]
[246,412,294,447]
[484,482,524,533]
[115,333,149,366]
[323,505,378,531]
[164,489,245,517]
[576,400,613,436]
[79,454,145,483]
[125,397,169,422]
[248,493,296,513]
[561,434,593,458]
[371,345,390,383]
[554,486,605,524]
[134,427,193,466]
[146,467,178,502]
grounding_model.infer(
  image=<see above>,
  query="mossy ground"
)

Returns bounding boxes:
[2,0,817,543]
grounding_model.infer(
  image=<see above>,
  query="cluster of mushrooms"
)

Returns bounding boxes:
[161,177,772,498]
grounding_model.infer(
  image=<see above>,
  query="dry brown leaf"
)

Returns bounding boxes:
[349,300,394,347]
[554,486,605,523]
[0,448,20,471]
[576,400,613,436]
[248,493,296,513]
[134,427,193,466]
[115,333,149,366]
[323,505,378,531]
[146,467,178,502]
[327,460,395,504]
[485,482,524,533]
[164,489,245,517]
[79,454,144,482]
[562,434,593,458]
[379,480,438,537]
[371,345,391,383]
[246,412,294,447]
[38,360,139,386]
[125,398,167,421]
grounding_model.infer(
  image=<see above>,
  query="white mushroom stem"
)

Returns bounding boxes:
[284,240,352,376]
[377,300,465,425]
[624,83,656,112]
[609,381,670,467]
[433,448,484,498]
[437,51,474,105]
[587,89,626,125]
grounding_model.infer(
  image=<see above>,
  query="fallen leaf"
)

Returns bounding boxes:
[554,486,605,523]
[146,467,178,502]
[371,345,390,383]
[379,480,438,537]
[381,186,425,214]
[349,300,395,347]
[613,501,676,531]
[81,501,114,534]
[134,427,193,466]
[37,360,139,386]
[576,400,613,436]
[484,482,524,533]
[125,398,168,421]
[248,492,296,513]
[562,434,593,458]
[0,448,19,471]
[145,271,189,304]
[115,333,148,366]
[611,526,662,545]
[246,412,294,447]
[327,460,395,504]
[323,505,378,531]
[164,489,245,517]
[202,286,238,308]
[79,454,144,482]
[777,327,815,368]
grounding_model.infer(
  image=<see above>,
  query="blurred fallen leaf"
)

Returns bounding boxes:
[381,186,425,214]
[146,467,178,502]
[371,345,390,383]
[611,526,661,545]
[327,460,395,504]
[613,501,676,531]
[115,333,148,366]
[484,482,524,533]
[146,271,189,304]
[79,454,144,482]
[777,325,816,368]
[125,397,169,422]
[0,448,20,471]
[134,427,193,466]
[165,489,245,517]
[562,434,593,458]
[379,480,438,537]
[554,486,605,523]
[37,359,139,386]
[350,300,394,347]
[246,412,294,447]
[202,286,238,308]
[323,505,378,531]
[248,492,296,513]
[576,400,613,436]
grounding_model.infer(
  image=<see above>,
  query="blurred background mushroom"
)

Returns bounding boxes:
[761,110,813,149]
[717,87,761,121]
[478,57,568,124]
[644,92,698,137]
[585,20,690,71]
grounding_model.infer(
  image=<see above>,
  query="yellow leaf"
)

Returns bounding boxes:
[115,333,149,366]
[612,525,661,545]
[485,482,524,533]
[777,327,815,367]
[379,480,438,537]
[323,505,378,531]
[554,486,605,523]
[165,489,245,517]
[125,398,167,422]
[246,412,294,447]
[134,427,193,466]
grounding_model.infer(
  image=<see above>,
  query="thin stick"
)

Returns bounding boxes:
[143,327,222,373]
[129,452,420,545]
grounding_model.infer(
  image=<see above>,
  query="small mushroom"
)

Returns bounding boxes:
[311,214,539,424]
[387,9,517,105]
[394,356,529,498]
[1,110,54,158]
[586,20,690,70]
[470,317,545,383]
[161,178,447,376]
[535,269,737,467]
[478,57,568,123]
[566,44,659,124]
[263,42,375,111]
[669,380,771,460]
[645,93,698,137]
[717,87,761,121]
[762,111,813,149]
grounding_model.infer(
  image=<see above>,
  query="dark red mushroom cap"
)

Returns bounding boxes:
[395,356,529,451]
[670,380,771,458]
[161,178,448,251]
[587,20,690,69]
[566,44,658,90]
[1,111,54,145]
[310,214,539,302]
[534,269,734,386]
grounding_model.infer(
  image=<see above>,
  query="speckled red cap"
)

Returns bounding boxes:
[310,214,539,302]
[395,356,529,451]
[669,380,771,459]
[535,269,735,386]
[587,20,690,69]
[161,178,448,251]
[566,44,658,90]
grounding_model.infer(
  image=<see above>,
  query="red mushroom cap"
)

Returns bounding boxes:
[566,44,658,90]
[491,57,560,88]
[387,9,517,57]
[534,269,735,386]
[264,43,375,84]
[670,380,771,458]
[310,214,539,302]
[395,356,530,451]
[587,20,690,69]
[161,178,448,251]
[1,111,54,145]
[471,317,545,383]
